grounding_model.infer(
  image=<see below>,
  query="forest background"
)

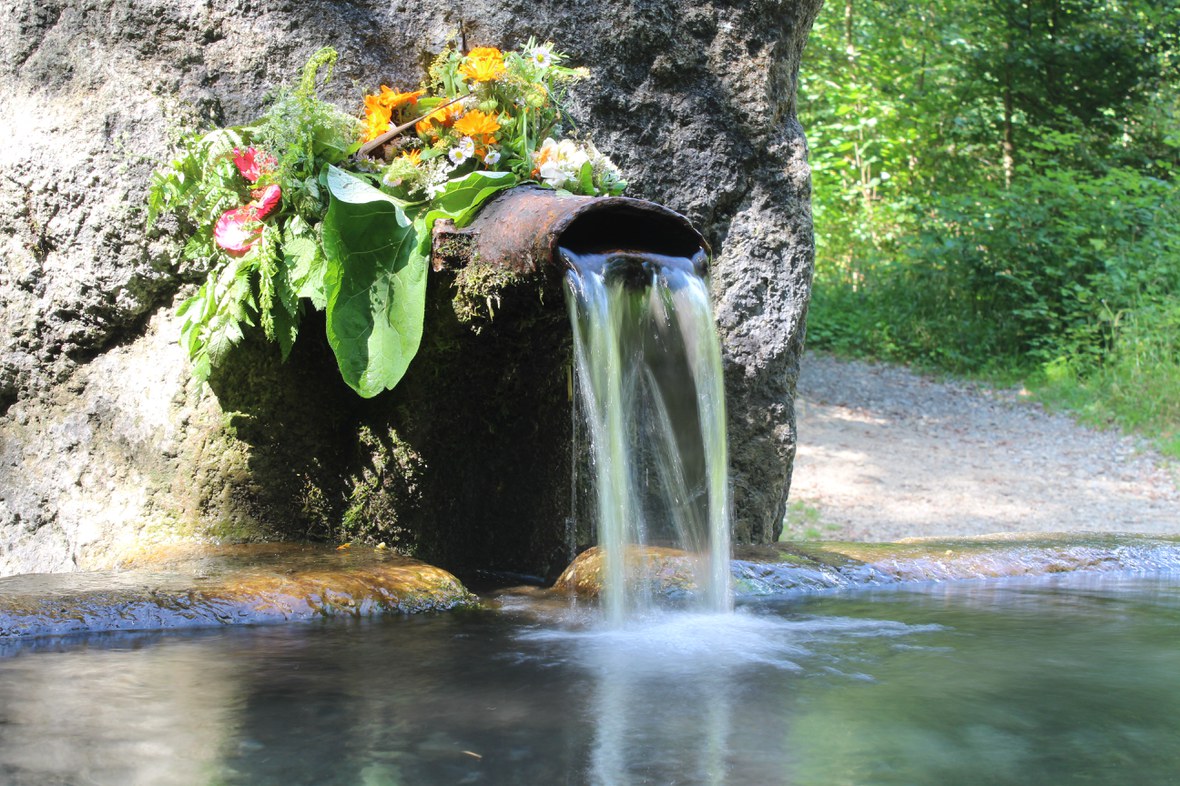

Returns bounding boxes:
[800,0,1180,456]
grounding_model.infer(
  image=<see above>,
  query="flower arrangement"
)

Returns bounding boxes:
[148,43,626,397]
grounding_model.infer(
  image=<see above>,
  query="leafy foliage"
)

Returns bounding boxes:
[801,0,1180,447]
[149,44,625,397]
[414,169,519,254]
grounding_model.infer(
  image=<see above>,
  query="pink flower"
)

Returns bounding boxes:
[213,184,281,256]
[213,206,263,255]
[251,184,282,220]
[232,147,277,183]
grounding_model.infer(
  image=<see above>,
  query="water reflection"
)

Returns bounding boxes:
[580,616,741,785]
[0,573,1176,785]
[0,630,242,786]
[516,607,942,785]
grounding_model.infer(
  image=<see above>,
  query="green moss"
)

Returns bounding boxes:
[338,425,424,552]
[780,501,842,541]
[450,263,527,327]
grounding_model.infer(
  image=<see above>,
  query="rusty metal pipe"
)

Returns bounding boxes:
[431,185,709,275]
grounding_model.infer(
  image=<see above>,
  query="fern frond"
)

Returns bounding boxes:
[257,223,282,341]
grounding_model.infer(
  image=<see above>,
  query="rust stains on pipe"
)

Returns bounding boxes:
[431,185,709,274]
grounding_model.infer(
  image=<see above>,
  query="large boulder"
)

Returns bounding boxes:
[0,0,821,579]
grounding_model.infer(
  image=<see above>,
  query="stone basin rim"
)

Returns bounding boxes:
[3,534,1179,642]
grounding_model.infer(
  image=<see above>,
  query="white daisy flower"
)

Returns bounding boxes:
[529,45,553,69]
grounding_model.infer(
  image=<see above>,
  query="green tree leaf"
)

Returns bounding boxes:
[415,169,518,254]
[322,165,427,398]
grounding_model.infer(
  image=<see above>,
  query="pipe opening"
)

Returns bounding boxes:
[430,186,709,282]
[556,204,709,287]
[557,205,707,260]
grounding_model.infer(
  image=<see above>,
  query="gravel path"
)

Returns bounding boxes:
[790,354,1180,541]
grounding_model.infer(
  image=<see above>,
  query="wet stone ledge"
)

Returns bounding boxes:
[0,544,477,640]
[733,533,1180,594]
[556,534,1180,599]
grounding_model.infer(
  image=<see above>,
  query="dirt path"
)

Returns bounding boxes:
[789,354,1180,541]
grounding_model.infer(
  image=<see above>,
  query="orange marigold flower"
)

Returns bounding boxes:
[452,109,501,144]
[363,110,392,142]
[415,101,465,138]
[377,86,424,111]
[362,96,393,142]
[362,88,424,142]
[459,47,506,83]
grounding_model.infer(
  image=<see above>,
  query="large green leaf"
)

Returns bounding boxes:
[416,169,518,255]
[321,165,427,397]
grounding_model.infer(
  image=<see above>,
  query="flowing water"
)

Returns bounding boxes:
[563,248,731,622]
[1,571,1178,785]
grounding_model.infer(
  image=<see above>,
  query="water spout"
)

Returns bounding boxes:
[563,250,732,622]
[432,186,730,616]
[430,186,708,275]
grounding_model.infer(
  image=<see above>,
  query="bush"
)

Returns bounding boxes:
[809,168,1180,373]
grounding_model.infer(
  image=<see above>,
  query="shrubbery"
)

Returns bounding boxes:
[801,0,1179,453]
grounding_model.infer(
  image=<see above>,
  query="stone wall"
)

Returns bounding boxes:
[0,0,821,577]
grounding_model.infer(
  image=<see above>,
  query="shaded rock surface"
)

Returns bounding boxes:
[0,543,475,640]
[0,0,821,577]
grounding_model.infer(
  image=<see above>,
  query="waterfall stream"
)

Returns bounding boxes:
[563,248,732,623]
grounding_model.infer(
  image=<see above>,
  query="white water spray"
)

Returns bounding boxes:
[564,248,732,623]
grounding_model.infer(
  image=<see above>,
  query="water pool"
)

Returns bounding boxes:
[1,571,1177,785]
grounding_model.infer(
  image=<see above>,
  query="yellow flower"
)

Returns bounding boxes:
[400,149,422,166]
[452,109,501,145]
[459,47,507,83]
[362,102,392,142]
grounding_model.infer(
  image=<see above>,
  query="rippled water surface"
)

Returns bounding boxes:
[1,571,1178,785]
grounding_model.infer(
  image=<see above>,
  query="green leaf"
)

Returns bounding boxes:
[415,170,518,254]
[321,165,428,398]
[283,216,327,309]
[578,160,595,196]
[272,263,301,361]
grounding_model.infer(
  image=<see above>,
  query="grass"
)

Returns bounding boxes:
[780,501,843,542]
[808,272,1180,462]
[1030,356,1180,460]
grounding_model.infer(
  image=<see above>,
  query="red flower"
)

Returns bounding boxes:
[251,184,282,220]
[232,147,277,183]
[213,207,263,255]
[212,184,282,255]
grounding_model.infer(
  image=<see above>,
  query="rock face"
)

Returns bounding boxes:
[0,0,821,578]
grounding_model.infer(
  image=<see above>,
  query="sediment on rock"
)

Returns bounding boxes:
[0,543,476,641]
[553,535,1180,599]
